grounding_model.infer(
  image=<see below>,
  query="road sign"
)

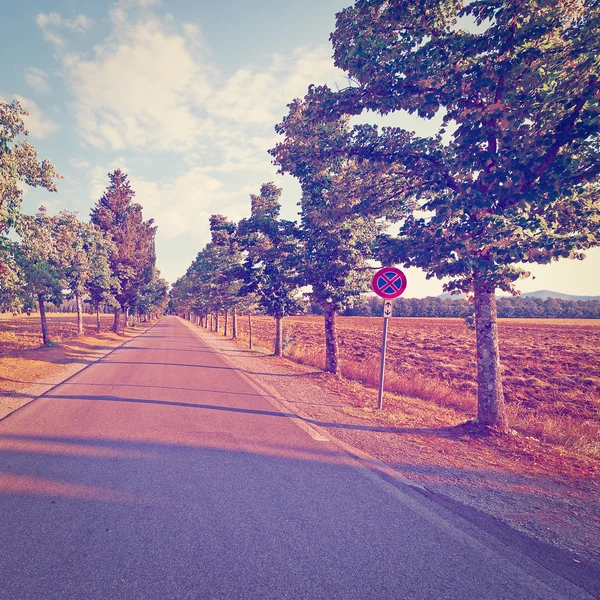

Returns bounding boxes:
[373,267,407,410]
[383,299,393,319]
[372,267,407,299]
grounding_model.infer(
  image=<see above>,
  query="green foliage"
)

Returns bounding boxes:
[90,169,157,311]
[0,99,60,236]
[303,0,600,293]
[14,207,64,306]
[0,99,60,312]
[270,100,389,313]
[237,182,304,318]
[133,270,169,317]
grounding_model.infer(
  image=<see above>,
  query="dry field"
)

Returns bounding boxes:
[233,315,600,458]
[0,313,140,403]
[0,312,118,350]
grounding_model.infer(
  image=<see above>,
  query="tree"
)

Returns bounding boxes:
[133,270,169,322]
[1,99,60,313]
[299,0,600,429]
[90,170,156,332]
[205,214,245,334]
[270,101,394,373]
[237,183,303,356]
[53,212,110,335]
[85,230,119,332]
[0,238,24,312]
[15,207,63,345]
[1,99,60,235]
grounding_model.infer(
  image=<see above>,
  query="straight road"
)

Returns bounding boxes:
[0,316,595,599]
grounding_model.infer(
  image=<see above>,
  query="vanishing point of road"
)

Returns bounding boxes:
[0,316,596,599]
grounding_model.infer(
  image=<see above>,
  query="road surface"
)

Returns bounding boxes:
[0,316,595,599]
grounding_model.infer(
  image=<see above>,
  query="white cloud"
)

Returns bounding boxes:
[36,12,92,49]
[206,45,344,126]
[132,169,235,239]
[88,164,236,240]
[25,67,51,94]
[69,157,91,169]
[13,95,59,139]
[64,15,214,151]
[62,0,343,155]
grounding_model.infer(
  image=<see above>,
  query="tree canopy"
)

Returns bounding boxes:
[91,169,157,331]
[0,99,60,235]
[288,0,600,427]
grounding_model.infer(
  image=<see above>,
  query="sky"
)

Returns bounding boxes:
[2,0,599,299]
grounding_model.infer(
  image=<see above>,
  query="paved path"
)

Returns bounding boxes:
[0,316,594,599]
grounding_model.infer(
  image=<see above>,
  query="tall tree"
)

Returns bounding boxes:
[54,212,116,335]
[90,169,156,333]
[270,101,394,373]
[133,270,169,321]
[299,0,600,429]
[0,99,60,235]
[237,183,303,356]
[206,214,245,332]
[1,99,60,312]
[15,207,63,345]
[85,230,119,332]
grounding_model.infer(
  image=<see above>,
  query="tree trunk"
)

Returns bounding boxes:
[224,310,229,337]
[232,308,238,339]
[96,306,101,333]
[248,314,253,350]
[274,312,283,356]
[38,295,50,346]
[113,307,120,334]
[124,307,129,332]
[323,303,339,375]
[215,312,220,333]
[473,280,508,432]
[75,291,84,336]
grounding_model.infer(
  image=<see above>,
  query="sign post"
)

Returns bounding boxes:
[371,267,407,410]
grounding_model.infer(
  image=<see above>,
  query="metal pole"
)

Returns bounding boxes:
[377,315,390,410]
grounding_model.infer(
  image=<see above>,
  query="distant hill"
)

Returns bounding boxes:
[438,290,600,301]
[520,290,600,301]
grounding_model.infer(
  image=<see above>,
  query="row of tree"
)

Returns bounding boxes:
[342,296,600,320]
[173,0,600,433]
[0,100,167,343]
[170,179,374,371]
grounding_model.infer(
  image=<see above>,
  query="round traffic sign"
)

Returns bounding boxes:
[372,267,407,299]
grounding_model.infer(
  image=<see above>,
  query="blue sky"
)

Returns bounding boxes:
[2,0,599,298]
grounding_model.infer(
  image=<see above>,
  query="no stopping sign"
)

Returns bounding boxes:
[372,267,407,299]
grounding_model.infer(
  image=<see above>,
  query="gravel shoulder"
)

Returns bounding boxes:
[181,319,600,572]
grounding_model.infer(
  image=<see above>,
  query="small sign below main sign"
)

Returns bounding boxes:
[372,267,407,299]
[383,299,393,318]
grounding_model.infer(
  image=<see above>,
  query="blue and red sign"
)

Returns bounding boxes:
[372,267,407,299]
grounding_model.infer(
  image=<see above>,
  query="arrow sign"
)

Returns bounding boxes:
[383,300,393,318]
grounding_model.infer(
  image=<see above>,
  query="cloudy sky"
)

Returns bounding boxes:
[3,0,599,298]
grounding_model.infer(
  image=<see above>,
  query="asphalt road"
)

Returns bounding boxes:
[0,316,595,599]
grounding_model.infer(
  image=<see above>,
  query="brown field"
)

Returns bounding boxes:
[0,313,143,403]
[0,312,118,350]
[233,315,600,458]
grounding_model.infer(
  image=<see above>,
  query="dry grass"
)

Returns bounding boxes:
[0,312,147,398]
[232,315,600,458]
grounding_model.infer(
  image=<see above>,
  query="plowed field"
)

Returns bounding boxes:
[234,316,600,447]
